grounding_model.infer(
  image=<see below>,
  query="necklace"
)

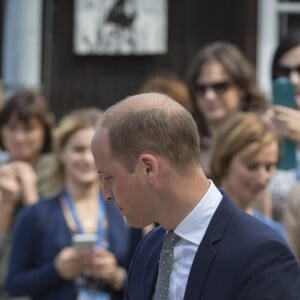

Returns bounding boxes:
[62,189,108,248]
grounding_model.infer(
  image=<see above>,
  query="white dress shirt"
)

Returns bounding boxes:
[167,181,222,300]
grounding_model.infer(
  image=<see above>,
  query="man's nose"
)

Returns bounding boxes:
[103,182,114,201]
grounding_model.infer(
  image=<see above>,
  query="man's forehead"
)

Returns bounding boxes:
[92,127,108,155]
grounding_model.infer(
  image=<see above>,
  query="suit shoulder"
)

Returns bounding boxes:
[231,208,286,243]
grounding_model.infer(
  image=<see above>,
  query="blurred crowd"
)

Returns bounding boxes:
[0,30,300,299]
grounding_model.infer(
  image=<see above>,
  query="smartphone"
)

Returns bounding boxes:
[272,77,296,170]
[72,233,97,252]
[272,77,296,108]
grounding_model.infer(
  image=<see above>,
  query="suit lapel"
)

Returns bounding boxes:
[184,237,217,299]
[183,194,236,300]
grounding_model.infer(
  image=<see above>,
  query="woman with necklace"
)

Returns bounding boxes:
[6,108,142,300]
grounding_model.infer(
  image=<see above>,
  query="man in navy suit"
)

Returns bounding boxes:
[92,92,300,300]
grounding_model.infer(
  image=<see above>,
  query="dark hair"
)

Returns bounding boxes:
[272,31,300,79]
[0,90,54,153]
[186,41,267,139]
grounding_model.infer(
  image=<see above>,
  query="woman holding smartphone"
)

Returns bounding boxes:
[271,31,300,263]
[268,31,300,222]
[6,108,142,300]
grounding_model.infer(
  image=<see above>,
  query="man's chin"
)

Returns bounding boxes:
[124,217,150,229]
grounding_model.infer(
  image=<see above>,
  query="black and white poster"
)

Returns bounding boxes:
[74,0,168,55]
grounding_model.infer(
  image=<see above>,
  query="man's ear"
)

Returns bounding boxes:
[138,153,158,183]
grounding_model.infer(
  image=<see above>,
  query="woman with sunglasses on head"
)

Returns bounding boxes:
[268,31,300,223]
[186,42,268,176]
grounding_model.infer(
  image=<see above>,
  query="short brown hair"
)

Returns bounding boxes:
[101,93,201,174]
[210,112,279,186]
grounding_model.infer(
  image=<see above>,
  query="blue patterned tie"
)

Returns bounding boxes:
[153,231,180,300]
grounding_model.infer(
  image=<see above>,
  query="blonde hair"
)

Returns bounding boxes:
[210,112,279,185]
[45,107,103,195]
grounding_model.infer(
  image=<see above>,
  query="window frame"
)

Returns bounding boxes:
[257,0,300,95]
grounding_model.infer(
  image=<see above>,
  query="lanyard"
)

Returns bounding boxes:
[62,189,108,248]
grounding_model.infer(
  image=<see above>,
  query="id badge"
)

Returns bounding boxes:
[77,288,110,300]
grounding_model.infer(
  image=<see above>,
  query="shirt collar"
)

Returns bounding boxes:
[174,180,222,245]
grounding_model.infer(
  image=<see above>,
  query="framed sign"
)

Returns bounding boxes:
[74,0,168,55]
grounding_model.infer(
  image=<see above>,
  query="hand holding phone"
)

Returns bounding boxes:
[54,247,85,279]
[72,233,97,252]
[272,77,296,170]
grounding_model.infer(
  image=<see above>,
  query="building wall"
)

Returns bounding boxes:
[42,0,257,117]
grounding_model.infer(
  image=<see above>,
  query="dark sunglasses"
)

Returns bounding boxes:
[275,64,300,78]
[194,81,232,97]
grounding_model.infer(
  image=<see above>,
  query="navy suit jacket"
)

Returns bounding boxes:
[125,194,300,300]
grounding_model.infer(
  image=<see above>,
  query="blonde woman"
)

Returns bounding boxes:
[210,112,286,238]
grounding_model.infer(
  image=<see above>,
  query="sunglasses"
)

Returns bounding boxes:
[275,64,300,78]
[194,81,232,97]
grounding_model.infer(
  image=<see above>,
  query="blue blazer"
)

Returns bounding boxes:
[125,194,300,300]
[6,192,142,300]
